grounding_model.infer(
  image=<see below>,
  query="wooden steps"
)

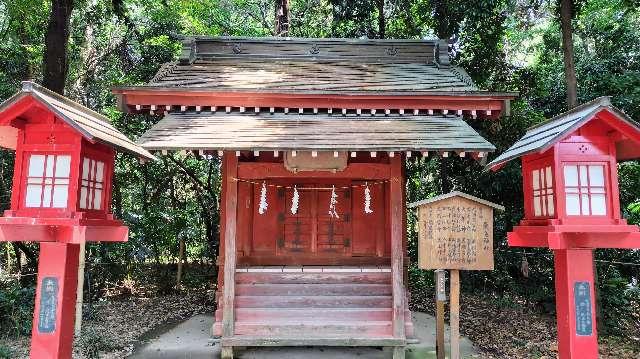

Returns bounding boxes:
[214,268,414,340]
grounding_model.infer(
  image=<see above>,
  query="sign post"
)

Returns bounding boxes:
[409,191,503,359]
[434,269,446,359]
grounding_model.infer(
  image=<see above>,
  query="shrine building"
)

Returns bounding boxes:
[112,36,517,358]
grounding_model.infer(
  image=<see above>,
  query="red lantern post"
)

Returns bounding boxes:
[488,97,640,359]
[0,82,154,358]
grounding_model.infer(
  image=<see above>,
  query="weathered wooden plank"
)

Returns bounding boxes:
[222,153,238,341]
[212,315,414,337]
[234,295,392,308]
[450,269,461,359]
[221,336,405,347]
[136,112,496,153]
[216,307,397,322]
[235,272,391,284]
[231,322,393,336]
[235,283,392,296]
[389,156,406,341]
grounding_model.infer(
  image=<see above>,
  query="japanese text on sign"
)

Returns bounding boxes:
[417,196,494,270]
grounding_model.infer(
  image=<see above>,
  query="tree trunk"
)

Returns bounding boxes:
[42,0,74,94]
[274,0,289,36]
[560,0,577,109]
[377,0,385,39]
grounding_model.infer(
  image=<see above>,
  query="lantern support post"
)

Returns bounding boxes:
[30,242,80,359]
[554,248,598,359]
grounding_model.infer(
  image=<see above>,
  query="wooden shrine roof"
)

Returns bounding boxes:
[486,97,640,170]
[130,37,479,94]
[136,111,495,153]
[0,82,155,160]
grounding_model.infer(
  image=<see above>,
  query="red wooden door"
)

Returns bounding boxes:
[316,187,351,255]
[276,185,351,257]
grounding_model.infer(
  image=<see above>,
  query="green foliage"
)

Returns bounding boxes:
[0,0,639,341]
[0,345,13,359]
[76,328,117,359]
[0,279,35,336]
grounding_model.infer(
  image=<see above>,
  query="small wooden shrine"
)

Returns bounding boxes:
[0,82,154,358]
[487,97,640,359]
[112,36,516,358]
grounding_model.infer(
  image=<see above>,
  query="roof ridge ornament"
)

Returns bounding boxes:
[178,37,196,65]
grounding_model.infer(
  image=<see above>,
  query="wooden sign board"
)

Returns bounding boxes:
[411,192,502,270]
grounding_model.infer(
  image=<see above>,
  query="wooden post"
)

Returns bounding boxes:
[221,152,238,359]
[30,243,80,359]
[554,249,598,359]
[449,269,460,359]
[435,269,446,359]
[74,241,86,335]
[389,156,405,359]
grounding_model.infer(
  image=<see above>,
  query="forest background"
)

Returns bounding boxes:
[0,0,639,357]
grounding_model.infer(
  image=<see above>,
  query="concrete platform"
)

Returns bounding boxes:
[129,312,478,359]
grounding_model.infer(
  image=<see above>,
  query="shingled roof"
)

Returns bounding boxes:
[141,36,478,94]
[487,97,640,170]
[0,82,155,160]
[136,112,495,153]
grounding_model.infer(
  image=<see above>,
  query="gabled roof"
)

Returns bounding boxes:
[0,82,155,160]
[136,111,496,153]
[117,36,513,95]
[408,191,504,210]
[486,97,640,171]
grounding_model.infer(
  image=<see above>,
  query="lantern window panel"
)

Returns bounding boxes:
[563,164,607,216]
[532,166,554,217]
[79,157,105,210]
[25,154,71,208]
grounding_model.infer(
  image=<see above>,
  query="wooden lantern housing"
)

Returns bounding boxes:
[488,97,640,249]
[488,97,640,359]
[0,82,154,243]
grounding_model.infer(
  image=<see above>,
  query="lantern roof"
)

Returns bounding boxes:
[136,111,496,154]
[408,191,504,210]
[0,81,155,160]
[486,97,640,171]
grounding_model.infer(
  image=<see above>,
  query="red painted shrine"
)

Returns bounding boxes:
[113,36,515,358]
[487,97,640,359]
[0,82,154,358]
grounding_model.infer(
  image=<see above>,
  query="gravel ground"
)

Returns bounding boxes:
[1,286,638,358]
[0,290,215,359]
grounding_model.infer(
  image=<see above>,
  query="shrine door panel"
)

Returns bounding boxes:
[279,186,314,254]
[251,183,281,254]
[316,187,351,255]
[352,183,385,256]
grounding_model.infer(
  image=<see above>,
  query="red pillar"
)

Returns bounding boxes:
[30,242,80,359]
[553,249,598,359]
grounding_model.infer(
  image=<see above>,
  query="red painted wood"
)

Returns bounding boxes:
[553,249,598,359]
[113,89,511,116]
[30,243,80,359]
[235,283,392,296]
[235,272,391,284]
[235,295,392,308]
[222,153,239,338]
[389,156,405,340]
[250,182,279,254]
[352,183,384,256]
[237,181,253,257]
[237,162,391,180]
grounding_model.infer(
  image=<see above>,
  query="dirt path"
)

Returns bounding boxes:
[129,311,479,359]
